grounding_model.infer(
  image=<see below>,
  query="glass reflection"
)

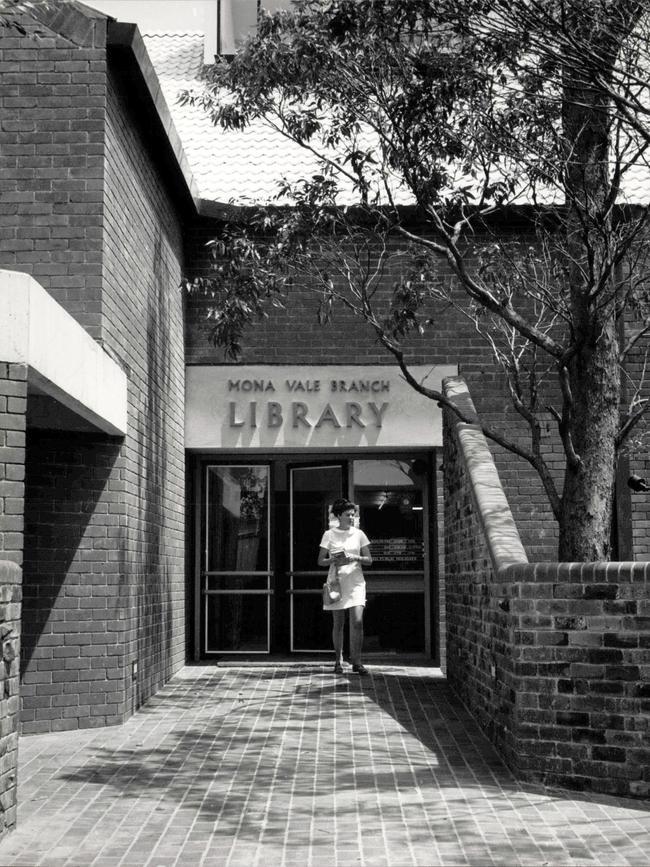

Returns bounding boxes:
[205,465,269,652]
[206,466,269,573]
[206,594,268,652]
[353,459,425,571]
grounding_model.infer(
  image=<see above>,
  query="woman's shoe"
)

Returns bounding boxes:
[333,662,344,674]
[352,664,369,676]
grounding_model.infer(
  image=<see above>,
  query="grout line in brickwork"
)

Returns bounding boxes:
[409,678,481,866]
[281,669,310,867]
[210,671,283,867]
[141,673,237,867]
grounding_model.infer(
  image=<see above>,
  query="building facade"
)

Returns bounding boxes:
[0,0,649,829]
[0,3,187,746]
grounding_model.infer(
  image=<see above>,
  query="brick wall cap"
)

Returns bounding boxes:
[28,0,108,48]
[500,561,650,582]
[457,423,529,568]
[444,376,529,570]
[442,375,479,423]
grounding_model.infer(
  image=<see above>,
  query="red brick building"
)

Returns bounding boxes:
[0,0,649,831]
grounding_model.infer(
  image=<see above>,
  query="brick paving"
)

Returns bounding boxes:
[0,665,649,867]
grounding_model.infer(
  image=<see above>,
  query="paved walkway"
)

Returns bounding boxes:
[0,665,649,866]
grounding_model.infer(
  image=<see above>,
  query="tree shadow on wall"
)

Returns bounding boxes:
[127,229,179,714]
[21,430,123,675]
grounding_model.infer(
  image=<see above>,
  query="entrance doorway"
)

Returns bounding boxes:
[192,454,437,660]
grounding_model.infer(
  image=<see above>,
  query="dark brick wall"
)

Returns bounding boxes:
[0,364,27,833]
[22,432,124,734]
[443,409,517,755]
[102,66,186,711]
[0,365,27,567]
[444,388,650,799]
[185,218,560,563]
[3,11,185,733]
[625,306,650,560]
[0,14,107,339]
[508,561,650,798]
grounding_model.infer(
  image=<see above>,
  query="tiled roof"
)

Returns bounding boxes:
[141,32,205,80]
[141,31,650,209]
[141,31,412,207]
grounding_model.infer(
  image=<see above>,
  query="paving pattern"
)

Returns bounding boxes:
[0,664,649,866]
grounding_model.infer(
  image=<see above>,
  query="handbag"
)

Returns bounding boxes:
[322,577,341,606]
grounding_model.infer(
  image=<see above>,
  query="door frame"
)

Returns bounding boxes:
[287,461,347,654]
[194,460,273,657]
[190,450,439,662]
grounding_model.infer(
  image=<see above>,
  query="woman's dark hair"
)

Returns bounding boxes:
[331,498,356,517]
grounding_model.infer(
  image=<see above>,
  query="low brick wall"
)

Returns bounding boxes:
[444,376,650,798]
[507,560,650,796]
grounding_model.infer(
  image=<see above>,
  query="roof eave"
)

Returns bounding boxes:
[107,21,202,218]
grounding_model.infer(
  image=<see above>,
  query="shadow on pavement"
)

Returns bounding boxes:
[51,665,650,859]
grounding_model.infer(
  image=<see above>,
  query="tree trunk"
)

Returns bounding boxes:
[559,25,621,562]
[558,323,620,561]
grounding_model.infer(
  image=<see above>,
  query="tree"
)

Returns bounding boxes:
[185,0,650,562]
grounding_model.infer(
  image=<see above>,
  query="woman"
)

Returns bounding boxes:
[318,498,372,675]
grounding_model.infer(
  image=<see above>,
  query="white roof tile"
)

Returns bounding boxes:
[141,32,650,209]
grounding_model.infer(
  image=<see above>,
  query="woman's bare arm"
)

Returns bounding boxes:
[318,546,330,567]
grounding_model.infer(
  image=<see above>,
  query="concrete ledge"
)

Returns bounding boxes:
[443,376,528,569]
[0,270,127,436]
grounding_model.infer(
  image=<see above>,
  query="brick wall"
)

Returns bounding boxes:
[625,304,650,560]
[443,381,521,757]
[508,561,650,797]
[3,8,185,733]
[185,218,560,564]
[0,365,27,567]
[0,363,27,833]
[444,377,650,798]
[102,66,186,710]
[22,432,124,734]
[0,13,107,339]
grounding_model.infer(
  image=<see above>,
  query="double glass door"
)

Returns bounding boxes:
[196,456,434,658]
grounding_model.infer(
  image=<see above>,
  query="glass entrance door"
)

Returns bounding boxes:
[289,464,344,652]
[197,454,434,658]
[202,465,271,653]
[353,459,430,655]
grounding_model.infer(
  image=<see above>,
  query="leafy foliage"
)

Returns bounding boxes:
[184,1,650,560]
[187,1,650,558]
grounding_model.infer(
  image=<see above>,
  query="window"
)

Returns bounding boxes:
[218,0,294,55]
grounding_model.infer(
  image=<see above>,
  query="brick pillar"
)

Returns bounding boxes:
[0,364,26,566]
[0,362,27,838]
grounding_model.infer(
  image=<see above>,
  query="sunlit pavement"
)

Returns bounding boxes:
[1,664,649,866]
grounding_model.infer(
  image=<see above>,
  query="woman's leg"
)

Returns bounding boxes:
[332,610,345,664]
[349,605,364,665]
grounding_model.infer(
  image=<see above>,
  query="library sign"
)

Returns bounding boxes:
[185,364,457,449]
